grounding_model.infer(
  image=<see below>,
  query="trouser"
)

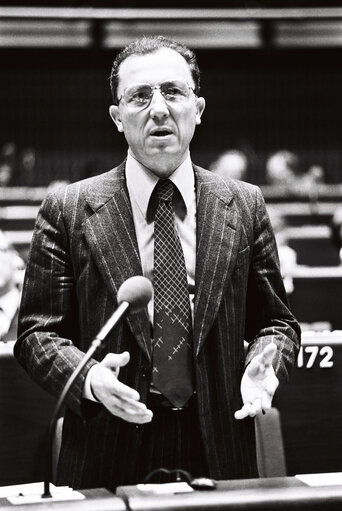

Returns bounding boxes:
[134,393,208,484]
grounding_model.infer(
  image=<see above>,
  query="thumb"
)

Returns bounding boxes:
[261,342,277,366]
[101,351,130,376]
[247,343,277,378]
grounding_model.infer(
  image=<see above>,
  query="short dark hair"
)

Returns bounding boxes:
[109,35,201,104]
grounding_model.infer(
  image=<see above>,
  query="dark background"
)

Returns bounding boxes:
[1,47,341,186]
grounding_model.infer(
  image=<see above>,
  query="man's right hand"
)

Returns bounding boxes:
[90,352,153,424]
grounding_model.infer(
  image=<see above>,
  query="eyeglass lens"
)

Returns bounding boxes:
[123,81,190,106]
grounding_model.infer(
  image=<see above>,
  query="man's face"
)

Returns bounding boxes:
[110,48,205,178]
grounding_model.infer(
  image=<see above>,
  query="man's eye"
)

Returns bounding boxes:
[163,87,182,98]
[129,90,150,103]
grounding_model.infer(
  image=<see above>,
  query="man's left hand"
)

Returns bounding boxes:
[234,343,279,420]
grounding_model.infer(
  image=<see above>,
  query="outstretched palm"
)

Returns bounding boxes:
[234,343,279,420]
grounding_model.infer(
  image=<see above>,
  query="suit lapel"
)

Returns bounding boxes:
[84,162,152,362]
[193,167,242,357]
[82,163,241,362]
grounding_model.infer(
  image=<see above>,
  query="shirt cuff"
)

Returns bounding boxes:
[0,287,20,321]
[82,364,100,402]
[0,310,11,338]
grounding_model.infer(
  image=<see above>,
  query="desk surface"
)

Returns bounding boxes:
[1,477,342,510]
[117,476,342,510]
[0,488,124,511]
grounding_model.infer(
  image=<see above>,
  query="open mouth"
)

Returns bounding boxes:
[150,128,173,137]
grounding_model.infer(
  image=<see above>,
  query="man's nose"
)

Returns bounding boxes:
[149,90,169,120]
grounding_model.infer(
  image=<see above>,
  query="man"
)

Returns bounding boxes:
[15,36,300,491]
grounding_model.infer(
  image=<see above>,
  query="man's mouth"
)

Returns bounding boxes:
[149,127,173,137]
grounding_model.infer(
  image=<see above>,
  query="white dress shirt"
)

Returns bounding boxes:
[83,152,197,400]
[126,150,196,322]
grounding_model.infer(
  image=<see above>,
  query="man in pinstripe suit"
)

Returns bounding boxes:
[15,36,300,491]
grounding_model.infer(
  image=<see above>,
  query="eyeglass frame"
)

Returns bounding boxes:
[117,80,196,108]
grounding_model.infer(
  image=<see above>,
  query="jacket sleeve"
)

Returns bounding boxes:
[14,190,99,418]
[244,186,301,382]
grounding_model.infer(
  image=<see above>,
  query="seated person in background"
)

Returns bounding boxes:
[266,151,325,194]
[0,231,23,340]
[0,142,17,187]
[265,150,302,187]
[269,213,297,295]
[306,164,325,186]
[330,206,342,264]
[210,149,248,181]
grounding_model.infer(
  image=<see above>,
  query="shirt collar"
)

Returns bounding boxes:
[125,151,195,221]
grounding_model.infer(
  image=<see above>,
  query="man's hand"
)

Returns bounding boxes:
[90,351,153,424]
[234,343,279,420]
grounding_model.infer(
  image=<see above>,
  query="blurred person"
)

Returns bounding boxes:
[20,148,36,187]
[15,35,300,490]
[306,164,325,185]
[0,231,22,340]
[0,162,12,187]
[266,151,325,196]
[330,206,342,264]
[210,149,248,181]
[269,213,297,295]
[265,150,301,187]
[0,142,17,187]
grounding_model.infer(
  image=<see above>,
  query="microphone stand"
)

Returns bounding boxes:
[42,301,129,498]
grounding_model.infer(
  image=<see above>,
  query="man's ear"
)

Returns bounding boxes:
[195,97,206,125]
[109,105,124,133]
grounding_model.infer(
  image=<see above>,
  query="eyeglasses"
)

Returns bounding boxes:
[118,80,195,108]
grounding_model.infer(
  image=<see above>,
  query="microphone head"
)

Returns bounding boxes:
[117,276,153,311]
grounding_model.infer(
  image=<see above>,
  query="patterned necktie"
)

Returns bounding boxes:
[152,179,194,408]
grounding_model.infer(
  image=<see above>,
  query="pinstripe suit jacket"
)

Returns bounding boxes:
[15,161,300,490]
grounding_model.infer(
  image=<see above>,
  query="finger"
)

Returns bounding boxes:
[234,402,253,420]
[101,352,130,376]
[246,356,263,378]
[248,344,277,379]
[91,363,141,402]
[109,394,153,417]
[249,398,262,417]
[110,376,141,402]
[102,351,130,378]
[110,406,153,424]
[265,375,279,395]
[122,411,153,424]
[113,393,149,412]
[105,396,153,424]
[261,391,272,412]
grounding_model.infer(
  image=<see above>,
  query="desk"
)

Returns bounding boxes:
[2,331,342,484]
[0,488,125,511]
[274,331,342,475]
[288,237,339,266]
[1,477,342,511]
[117,476,342,510]
[0,342,56,486]
[290,266,342,329]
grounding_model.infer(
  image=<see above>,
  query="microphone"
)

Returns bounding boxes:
[42,276,153,499]
[94,275,153,345]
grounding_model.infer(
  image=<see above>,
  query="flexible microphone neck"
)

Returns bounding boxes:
[42,342,99,498]
[42,276,152,498]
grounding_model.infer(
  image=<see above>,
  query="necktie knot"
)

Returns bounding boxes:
[157,179,174,203]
